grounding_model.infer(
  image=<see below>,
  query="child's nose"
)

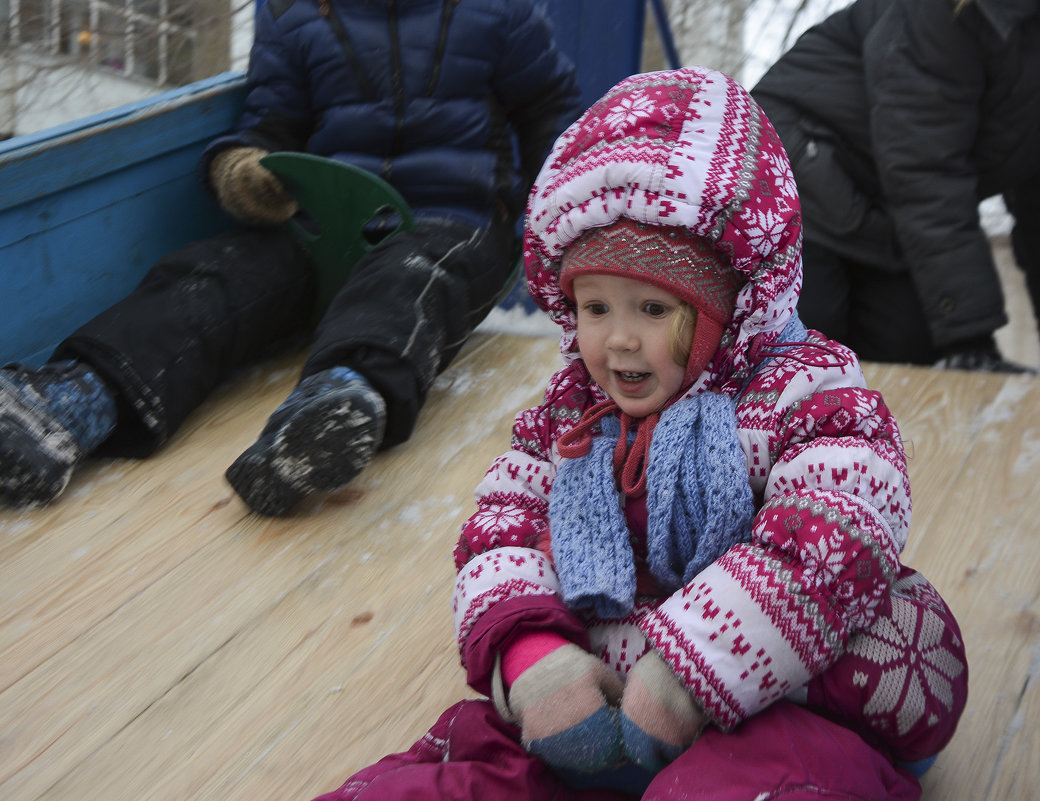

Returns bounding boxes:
[606,326,638,351]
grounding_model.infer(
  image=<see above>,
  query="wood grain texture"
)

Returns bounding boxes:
[861,363,1040,800]
[1,333,1036,801]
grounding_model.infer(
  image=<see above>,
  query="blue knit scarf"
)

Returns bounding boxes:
[549,391,754,618]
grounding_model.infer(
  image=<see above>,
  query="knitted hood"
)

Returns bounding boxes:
[524,67,802,395]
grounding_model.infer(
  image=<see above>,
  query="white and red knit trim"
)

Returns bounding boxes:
[584,598,659,677]
[641,560,812,730]
[473,450,555,505]
[452,547,561,655]
[750,491,898,635]
[767,441,910,552]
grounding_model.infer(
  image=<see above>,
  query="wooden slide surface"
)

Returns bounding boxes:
[1,331,1036,800]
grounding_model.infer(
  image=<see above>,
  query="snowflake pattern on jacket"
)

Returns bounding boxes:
[451,68,966,763]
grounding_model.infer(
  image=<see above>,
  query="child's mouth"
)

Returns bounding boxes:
[617,371,650,384]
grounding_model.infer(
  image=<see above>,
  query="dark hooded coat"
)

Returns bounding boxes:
[753,0,1040,355]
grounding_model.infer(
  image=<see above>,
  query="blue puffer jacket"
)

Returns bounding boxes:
[203,0,582,228]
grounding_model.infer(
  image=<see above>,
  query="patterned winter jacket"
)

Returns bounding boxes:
[202,0,582,229]
[452,68,967,762]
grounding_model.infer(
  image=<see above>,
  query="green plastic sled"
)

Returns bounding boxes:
[260,152,415,316]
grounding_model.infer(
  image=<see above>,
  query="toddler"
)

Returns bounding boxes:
[311,67,968,801]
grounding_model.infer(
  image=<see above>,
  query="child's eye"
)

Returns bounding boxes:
[582,301,608,316]
[643,301,670,317]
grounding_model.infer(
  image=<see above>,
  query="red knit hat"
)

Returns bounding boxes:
[560,218,745,384]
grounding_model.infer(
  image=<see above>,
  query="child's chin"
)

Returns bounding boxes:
[614,396,661,418]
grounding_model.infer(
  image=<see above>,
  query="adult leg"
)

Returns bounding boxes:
[1,227,314,505]
[1005,185,1040,332]
[642,701,920,801]
[312,699,632,801]
[797,240,853,345]
[225,218,516,515]
[845,263,939,365]
[849,255,1035,371]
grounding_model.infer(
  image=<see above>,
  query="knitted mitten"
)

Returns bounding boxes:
[620,649,705,772]
[505,643,625,774]
[209,146,299,226]
[225,367,385,516]
[0,360,117,506]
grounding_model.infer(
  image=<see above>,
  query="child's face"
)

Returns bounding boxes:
[573,273,687,418]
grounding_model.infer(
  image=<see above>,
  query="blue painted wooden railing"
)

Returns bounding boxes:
[0,0,669,365]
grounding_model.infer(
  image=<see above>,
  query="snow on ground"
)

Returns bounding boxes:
[476,277,557,338]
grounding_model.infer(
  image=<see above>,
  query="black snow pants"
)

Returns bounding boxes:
[798,183,1040,365]
[797,241,940,364]
[1005,184,1040,333]
[56,217,516,457]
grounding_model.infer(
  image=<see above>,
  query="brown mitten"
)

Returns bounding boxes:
[209,146,299,225]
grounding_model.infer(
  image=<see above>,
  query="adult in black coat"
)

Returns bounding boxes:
[752,0,1040,370]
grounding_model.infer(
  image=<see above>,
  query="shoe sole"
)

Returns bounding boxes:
[225,387,386,516]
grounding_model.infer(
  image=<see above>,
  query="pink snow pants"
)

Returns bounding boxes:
[311,698,920,801]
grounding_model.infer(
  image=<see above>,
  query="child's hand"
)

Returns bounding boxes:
[209,146,299,226]
[506,643,625,773]
[620,649,705,771]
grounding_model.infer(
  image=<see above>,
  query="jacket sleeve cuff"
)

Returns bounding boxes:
[463,593,588,696]
[641,556,812,730]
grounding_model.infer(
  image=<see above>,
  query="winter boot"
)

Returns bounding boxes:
[0,360,118,507]
[225,367,386,516]
[933,336,1037,374]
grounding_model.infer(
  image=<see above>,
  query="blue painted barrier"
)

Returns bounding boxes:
[0,73,248,365]
[0,1,659,365]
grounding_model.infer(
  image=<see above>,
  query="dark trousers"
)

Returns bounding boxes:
[800,182,1040,365]
[758,94,1040,362]
[1005,185,1040,331]
[57,219,516,457]
[798,241,940,365]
